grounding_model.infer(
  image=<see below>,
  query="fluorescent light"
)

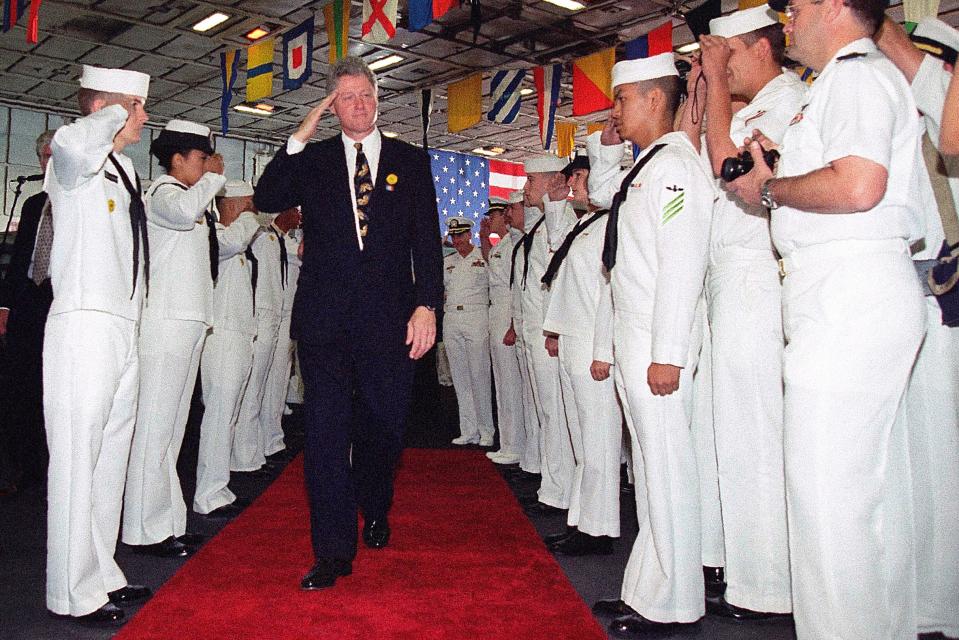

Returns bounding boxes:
[472,146,505,157]
[192,12,229,32]
[519,87,534,96]
[676,42,700,54]
[382,131,399,138]
[234,102,274,116]
[541,0,586,10]
[368,54,404,71]
[245,26,270,41]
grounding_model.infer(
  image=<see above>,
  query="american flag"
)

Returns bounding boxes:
[431,151,524,244]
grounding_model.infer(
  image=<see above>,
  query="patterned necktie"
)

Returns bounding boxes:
[354,142,373,241]
[32,198,53,285]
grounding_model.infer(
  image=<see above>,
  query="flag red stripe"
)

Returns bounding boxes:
[489,159,524,176]
[647,21,673,55]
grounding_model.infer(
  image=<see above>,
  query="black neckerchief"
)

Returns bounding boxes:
[270,226,288,289]
[542,209,609,287]
[602,144,666,272]
[244,246,258,312]
[107,153,149,299]
[153,181,219,282]
[516,214,546,290]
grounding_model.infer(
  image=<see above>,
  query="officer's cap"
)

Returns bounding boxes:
[446,216,474,235]
[912,18,959,66]
[80,65,150,100]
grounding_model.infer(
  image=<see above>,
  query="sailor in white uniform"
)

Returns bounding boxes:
[728,1,931,634]
[122,121,226,558]
[588,54,715,636]
[481,199,526,465]
[875,16,959,639]
[43,65,153,626]
[443,216,494,446]
[193,180,264,517]
[541,155,623,556]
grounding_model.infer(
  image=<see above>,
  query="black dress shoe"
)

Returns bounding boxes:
[543,526,577,545]
[266,449,294,462]
[707,596,792,621]
[130,536,193,558]
[51,603,126,627]
[200,503,242,519]
[176,533,206,546]
[592,599,635,618]
[362,518,391,549]
[703,565,726,599]
[620,481,635,496]
[610,612,701,638]
[108,584,151,606]
[233,467,269,478]
[300,558,352,590]
[524,502,566,516]
[549,531,613,556]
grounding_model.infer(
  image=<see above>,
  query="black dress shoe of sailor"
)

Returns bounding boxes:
[524,502,566,516]
[108,584,151,606]
[703,565,726,599]
[176,532,206,546]
[362,518,391,549]
[592,599,635,618]
[610,612,701,638]
[200,502,242,519]
[707,596,792,621]
[543,526,577,545]
[130,536,193,558]
[300,558,352,590]
[51,603,126,627]
[549,531,614,556]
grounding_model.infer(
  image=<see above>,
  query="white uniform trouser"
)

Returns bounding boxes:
[443,307,494,442]
[194,328,255,514]
[523,322,573,508]
[616,313,704,624]
[558,334,621,537]
[489,303,525,456]
[44,310,139,616]
[780,239,925,640]
[513,318,541,473]
[286,344,304,404]
[907,296,959,638]
[122,318,206,545]
[232,311,280,472]
[708,254,791,613]
[260,312,293,457]
[691,316,725,569]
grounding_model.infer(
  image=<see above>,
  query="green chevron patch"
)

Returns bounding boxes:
[662,191,684,224]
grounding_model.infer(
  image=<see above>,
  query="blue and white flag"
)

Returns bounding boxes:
[535,64,562,151]
[282,16,314,91]
[487,69,526,124]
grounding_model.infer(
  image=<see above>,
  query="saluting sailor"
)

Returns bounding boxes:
[443,216,494,446]
[587,53,716,637]
[122,120,226,559]
[194,180,266,518]
[44,64,153,626]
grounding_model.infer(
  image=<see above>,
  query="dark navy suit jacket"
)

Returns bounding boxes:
[0,192,47,311]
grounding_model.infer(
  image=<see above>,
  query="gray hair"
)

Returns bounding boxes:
[35,130,55,158]
[326,56,378,94]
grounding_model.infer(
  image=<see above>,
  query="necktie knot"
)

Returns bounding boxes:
[354,142,363,152]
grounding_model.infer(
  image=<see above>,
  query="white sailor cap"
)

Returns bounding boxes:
[80,65,150,99]
[523,154,567,174]
[151,119,215,156]
[611,53,679,89]
[446,216,474,235]
[912,18,959,65]
[507,189,525,204]
[709,6,780,39]
[218,179,254,198]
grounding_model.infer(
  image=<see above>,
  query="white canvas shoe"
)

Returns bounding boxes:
[491,452,521,465]
[451,435,480,445]
[479,437,495,447]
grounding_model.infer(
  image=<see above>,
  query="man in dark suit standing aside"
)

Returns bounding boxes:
[254,56,442,590]
[0,130,55,494]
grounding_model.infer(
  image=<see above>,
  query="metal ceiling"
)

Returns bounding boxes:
[0,0,955,161]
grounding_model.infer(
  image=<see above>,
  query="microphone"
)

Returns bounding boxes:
[9,174,43,185]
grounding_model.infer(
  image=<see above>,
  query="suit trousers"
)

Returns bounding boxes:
[122,318,206,545]
[489,303,526,456]
[780,241,924,640]
[44,310,139,616]
[232,310,281,472]
[298,334,413,561]
[708,256,791,612]
[523,321,573,508]
[443,307,494,442]
[907,296,959,638]
[261,312,293,457]
[615,315,704,624]
[690,316,725,570]
[194,328,255,514]
[558,334,622,537]
[513,318,541,474]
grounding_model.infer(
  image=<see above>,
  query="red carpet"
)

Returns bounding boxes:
[115,449,607,640]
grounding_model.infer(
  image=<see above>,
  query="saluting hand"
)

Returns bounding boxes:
[205,153,225,175]
[600,118,622,146]
[293,92,338,143]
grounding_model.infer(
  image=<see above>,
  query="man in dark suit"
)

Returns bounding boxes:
[254,56,443,590]
[0,130,55,493]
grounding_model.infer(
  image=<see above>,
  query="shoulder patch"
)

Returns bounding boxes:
[104,171,119,184]
[661,186,685,225]
[836,52,866,61]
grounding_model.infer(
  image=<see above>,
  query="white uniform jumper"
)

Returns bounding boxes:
[194,212,260,514]
[706,71,806,613]
[487,231,527,460]
[588,130,714,623]
[122,170,226,546]
[542,209,623,537]
[443,244,494,444]
[43,105,146,616]
[510,225,541,473]
[773,40,928,640]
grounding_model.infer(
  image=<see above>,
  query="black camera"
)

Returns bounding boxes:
[720,148,780,182]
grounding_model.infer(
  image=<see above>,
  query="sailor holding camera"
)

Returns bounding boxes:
[683,5,806,620]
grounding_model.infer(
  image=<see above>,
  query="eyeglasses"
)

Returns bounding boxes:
[784,0,823,20]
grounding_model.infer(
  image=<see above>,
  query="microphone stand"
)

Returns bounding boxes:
[0,176,27,277]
